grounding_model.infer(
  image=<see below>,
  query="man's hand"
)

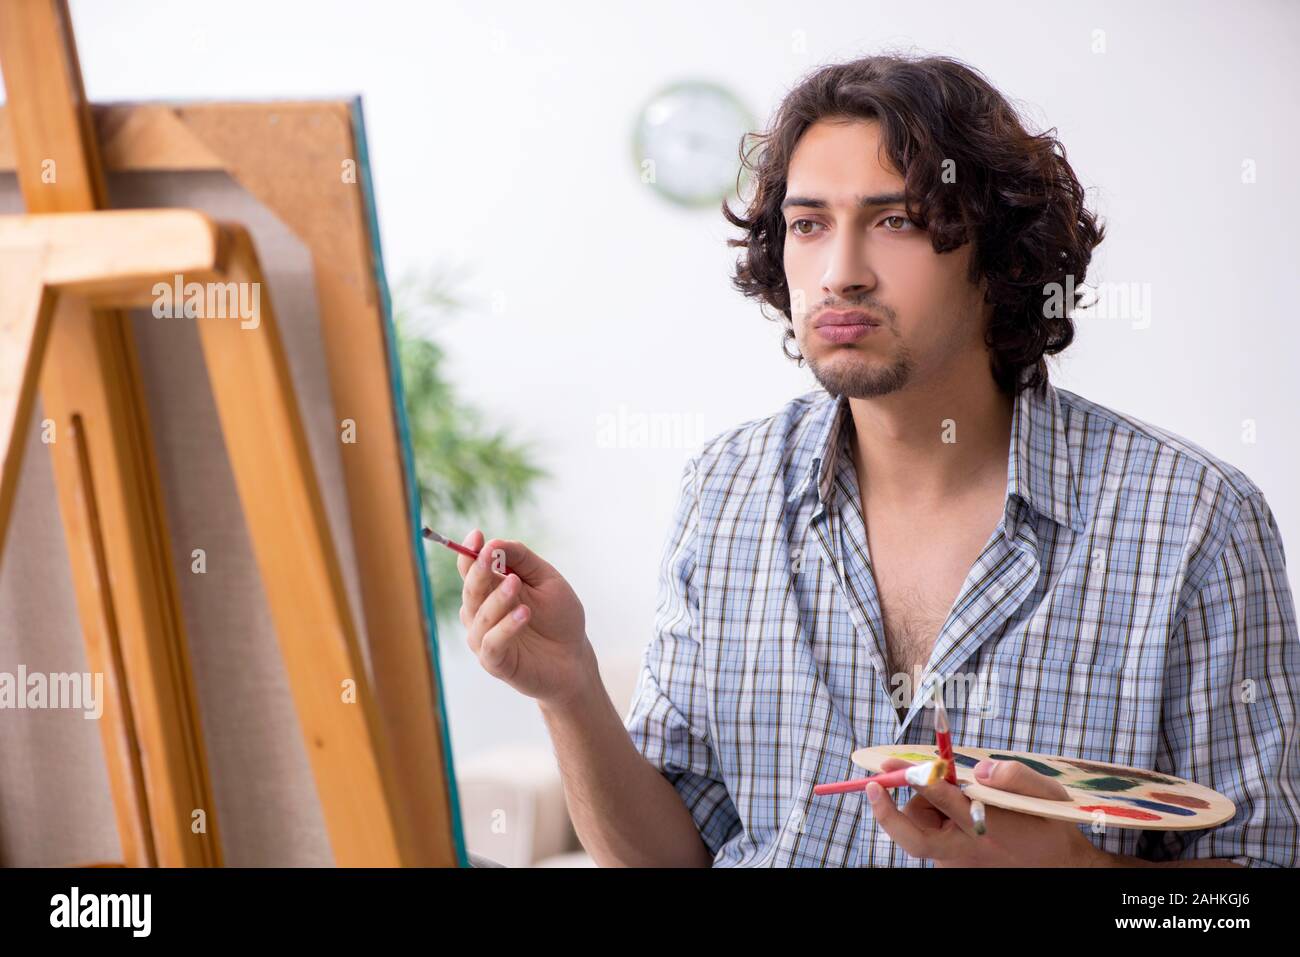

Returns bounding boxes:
[865,757,1104,867]
[457,529,600,710]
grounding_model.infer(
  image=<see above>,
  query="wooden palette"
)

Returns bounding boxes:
[852,744,1236,831]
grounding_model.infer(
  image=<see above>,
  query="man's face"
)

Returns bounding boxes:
[782,117,989,398]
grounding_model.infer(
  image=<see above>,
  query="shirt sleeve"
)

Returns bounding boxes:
[1143,490,1300,867]
[623,454,742,860]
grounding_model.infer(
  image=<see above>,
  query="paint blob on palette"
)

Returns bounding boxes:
[850,745,1235,831]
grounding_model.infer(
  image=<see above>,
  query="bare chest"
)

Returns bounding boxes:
[863,503,1003,694]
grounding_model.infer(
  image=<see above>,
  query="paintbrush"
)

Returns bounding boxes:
[933,693,959,786]
[423,527,518,578]
[814,759,950,796]
[933,688,985,835]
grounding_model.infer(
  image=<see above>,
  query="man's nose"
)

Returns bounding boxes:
[821,230,877,300]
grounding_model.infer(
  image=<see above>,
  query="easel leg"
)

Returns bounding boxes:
[0,263,165,868]
[196,227,411,866]
[0,0,223,867]
[3,200,417,865]
[39,297,223,867]
[0,248,52,557]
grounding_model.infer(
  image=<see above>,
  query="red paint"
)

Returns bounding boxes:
[1077,804,1161,821]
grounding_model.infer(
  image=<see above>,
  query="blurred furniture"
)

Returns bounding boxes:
[456,651,642,867]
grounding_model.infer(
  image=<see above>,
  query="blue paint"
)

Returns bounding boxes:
[1111,797,1197,816]
[1082,793,1197,817]
[951,751,980,769]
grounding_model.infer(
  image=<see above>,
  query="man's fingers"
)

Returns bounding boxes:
[914,778,978,838]
[462,537,504,613]
[877,758,954,834]
[973,759,1071,800]
[865,784,945,860]
[481,537,550,584]
[879,758,914,772]
[458,533,546,627]
[478,601,531,678]
[456,529,484,579]
[467,574,522,654]
[901,793,946,831]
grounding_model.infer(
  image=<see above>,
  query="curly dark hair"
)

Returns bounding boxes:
[723,52,1105,395]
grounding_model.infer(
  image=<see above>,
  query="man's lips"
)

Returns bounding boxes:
[812,309,883,328]
[812,309,883,345]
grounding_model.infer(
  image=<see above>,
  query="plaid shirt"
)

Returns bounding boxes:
[624,378,1300,867]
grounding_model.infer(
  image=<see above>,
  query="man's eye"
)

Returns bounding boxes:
[789,219,821,236]
[881,215,914,231]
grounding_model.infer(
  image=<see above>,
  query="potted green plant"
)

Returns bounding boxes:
[392,268,547,629]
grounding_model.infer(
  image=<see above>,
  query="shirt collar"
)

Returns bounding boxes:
[1006,375,1087,535]
[785,390,852,511]
[786,378,1086,535]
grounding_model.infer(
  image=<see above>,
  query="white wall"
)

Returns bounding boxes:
[39,0,1300,761]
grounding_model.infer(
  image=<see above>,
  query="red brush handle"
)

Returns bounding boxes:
[440,539,517,579]
[814,767,912,796]
[936,729,959,785]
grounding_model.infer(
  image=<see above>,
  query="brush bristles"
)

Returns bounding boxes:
[901,758,950,788]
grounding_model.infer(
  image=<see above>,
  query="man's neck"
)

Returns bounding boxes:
[847,364,1014,512]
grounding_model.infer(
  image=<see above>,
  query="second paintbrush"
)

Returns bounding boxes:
[813,759,950,796]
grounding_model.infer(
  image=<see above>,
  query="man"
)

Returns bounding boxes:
[456,54,1299,867]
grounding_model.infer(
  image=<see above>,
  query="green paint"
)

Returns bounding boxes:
[1073,776,1140,792]
[1059,759,1179,785]
[989,753,1063,777]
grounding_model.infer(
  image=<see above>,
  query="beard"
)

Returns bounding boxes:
[805,336,917,399]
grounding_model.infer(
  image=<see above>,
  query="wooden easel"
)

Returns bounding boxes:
[0,0,460,866]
